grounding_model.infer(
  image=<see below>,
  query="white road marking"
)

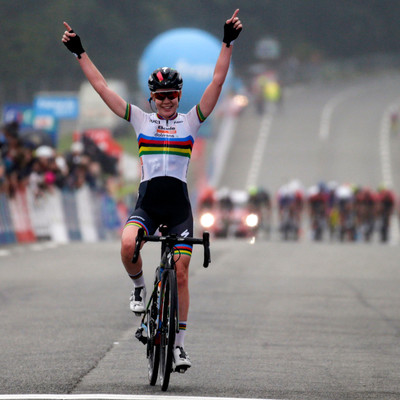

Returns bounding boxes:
[210,112,238,188]
[0,395,283,400]
[0,249,11,256]
[245,108,274,189]
[379,102,399,188]
[0,241,61,257]
[319,87,365,140]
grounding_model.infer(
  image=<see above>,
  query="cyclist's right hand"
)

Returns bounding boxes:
[62,22,85,58]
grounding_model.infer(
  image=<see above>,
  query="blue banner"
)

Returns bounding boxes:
[34,95,79,119]
[2,104,33,130]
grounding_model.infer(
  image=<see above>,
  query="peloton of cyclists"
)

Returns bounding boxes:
[302,181,397,243]
[328,183,397,243]
[196,181,396,243]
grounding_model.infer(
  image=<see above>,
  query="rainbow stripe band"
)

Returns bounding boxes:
[124,103,131,121]
[129,270,143,280]
[179,322,187,331]
[124,218,149,235]
[174,244,193,257]
[196,104,206,122]
[138,134,194,158]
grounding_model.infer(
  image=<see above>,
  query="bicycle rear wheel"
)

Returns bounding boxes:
[159,269,178,391]
[146,291,160,385]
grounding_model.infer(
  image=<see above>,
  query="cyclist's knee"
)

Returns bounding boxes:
[175,256,190,285]
[121,226,139,264]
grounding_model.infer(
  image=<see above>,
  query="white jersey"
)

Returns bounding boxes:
[125,104,206,183]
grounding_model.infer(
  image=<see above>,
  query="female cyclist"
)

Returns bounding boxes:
[62,9,242,371]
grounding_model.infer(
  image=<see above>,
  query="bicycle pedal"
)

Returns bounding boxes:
[135,327,147,345]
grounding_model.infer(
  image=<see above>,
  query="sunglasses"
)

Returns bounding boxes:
[153,91,180,101]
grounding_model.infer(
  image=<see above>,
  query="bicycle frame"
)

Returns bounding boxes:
[132,226,210,390]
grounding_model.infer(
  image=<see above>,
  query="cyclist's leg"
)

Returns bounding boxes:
[121,224,142,275]
[169,215,193,369]
[121,207,154,275]
[121,208,157,313]
[173,253,191,369]
[168,213,193,322]
[121,181,158,276]
[175,254,191,322]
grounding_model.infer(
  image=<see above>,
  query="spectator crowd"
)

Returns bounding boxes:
[0,122,120,200]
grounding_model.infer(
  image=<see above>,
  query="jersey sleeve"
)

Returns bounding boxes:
[124,104,147,138]
[195,104,207,123]
[186,104,206,133]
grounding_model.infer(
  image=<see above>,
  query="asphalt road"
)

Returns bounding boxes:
[1,72,400,400]
[1,239,399,400]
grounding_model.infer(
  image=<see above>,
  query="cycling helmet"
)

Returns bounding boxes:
[148,67,183,92]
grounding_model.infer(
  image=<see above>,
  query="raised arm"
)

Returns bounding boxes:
[62,22,127,119]
[199,9,242,119]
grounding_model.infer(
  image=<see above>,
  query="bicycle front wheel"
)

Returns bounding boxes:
[146,291,160,385]
[159,269,178,391]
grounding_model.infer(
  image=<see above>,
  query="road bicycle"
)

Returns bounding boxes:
[280,207,300,241]
[132,226,211,391]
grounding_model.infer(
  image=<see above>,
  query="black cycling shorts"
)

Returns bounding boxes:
[125,176,193,238]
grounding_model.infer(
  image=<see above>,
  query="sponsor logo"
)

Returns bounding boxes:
[157,126,177,135]
[180,229,190,238]
[158,125,176,131]
[154,132,170,138]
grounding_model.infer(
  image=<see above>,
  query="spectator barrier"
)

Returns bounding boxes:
[0,185,127,246]
[0,192,17,244]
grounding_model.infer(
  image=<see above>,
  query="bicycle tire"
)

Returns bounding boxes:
[146,290,160,385]
[159,269,178,391]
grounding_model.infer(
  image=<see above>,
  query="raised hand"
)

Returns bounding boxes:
[62,21,85,58]
[223,9,243,47]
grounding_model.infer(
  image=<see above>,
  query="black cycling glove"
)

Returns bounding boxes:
[63,30,85,59]
[223,20,242,47]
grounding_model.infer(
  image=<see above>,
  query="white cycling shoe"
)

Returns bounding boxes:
[130,286,146,314]
[173,346,192,373]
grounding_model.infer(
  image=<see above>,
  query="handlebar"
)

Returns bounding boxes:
[132,228,211,268]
